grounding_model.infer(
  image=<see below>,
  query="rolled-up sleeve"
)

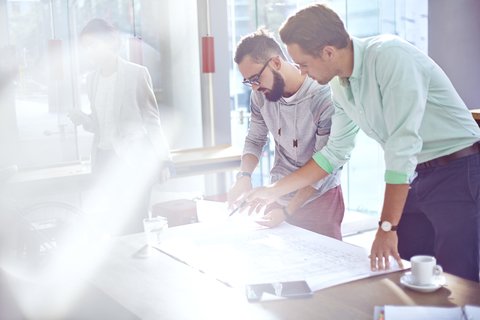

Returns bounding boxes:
[309,85,336,189]
[376,47,430,184]
[313,98,359,174]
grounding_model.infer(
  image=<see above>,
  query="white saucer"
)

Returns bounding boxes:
[400,272,446,293]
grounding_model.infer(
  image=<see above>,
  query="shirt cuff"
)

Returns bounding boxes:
[312,152,336,174]
[384,170,409,184]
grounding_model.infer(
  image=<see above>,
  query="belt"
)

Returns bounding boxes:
[416,142,480,170]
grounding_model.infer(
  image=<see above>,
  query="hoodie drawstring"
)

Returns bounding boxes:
[294,103,298,166]
[277,103,299,166]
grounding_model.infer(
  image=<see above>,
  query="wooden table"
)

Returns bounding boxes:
[1,230,479,320]
[74,233,480,319]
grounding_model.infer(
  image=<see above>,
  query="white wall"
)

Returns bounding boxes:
[428,0,480,110]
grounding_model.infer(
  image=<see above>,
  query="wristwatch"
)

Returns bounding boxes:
[379,220,398,232]
[236,171,251,180]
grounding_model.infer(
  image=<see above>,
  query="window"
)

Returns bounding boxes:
[0,0,205,171]
[0,0,212,206]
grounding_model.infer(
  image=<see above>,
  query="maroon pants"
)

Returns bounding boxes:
[266,185,345,240]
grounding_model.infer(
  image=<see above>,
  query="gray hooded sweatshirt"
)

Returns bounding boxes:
[243,76,342,207]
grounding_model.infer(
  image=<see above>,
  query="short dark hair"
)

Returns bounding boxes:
[279,3,350,57]
[234,28,287,65]
[80,18,122,52]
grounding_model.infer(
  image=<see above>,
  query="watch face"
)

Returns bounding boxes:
[381,221,392,232]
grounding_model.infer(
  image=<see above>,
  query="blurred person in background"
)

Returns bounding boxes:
[68,18,174,236]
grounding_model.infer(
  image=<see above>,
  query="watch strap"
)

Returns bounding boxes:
[281,206,291,220]
[236,171,251,180]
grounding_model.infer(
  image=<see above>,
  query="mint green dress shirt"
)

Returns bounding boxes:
[313,35,480,184]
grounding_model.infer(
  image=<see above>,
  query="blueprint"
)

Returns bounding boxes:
[157,217,409,292]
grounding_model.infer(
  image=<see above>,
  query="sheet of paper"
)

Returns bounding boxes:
[384,306,463,320]
[466,305,480,319]
[373,306,382,320]
[195,200,266,222]
[157,220,409,292]
[196,200,228,222]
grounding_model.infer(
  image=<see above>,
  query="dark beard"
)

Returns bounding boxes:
[264,70,285,102]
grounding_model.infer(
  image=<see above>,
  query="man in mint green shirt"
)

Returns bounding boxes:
[244,3,480,282]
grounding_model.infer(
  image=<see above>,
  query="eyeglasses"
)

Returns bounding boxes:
[242,57,274,87]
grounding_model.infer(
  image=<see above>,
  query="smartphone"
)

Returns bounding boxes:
[245,280,312,302]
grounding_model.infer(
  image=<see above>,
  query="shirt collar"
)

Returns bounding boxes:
[339,37,364,87]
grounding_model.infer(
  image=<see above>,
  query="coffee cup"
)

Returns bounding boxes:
[410,255,443,286]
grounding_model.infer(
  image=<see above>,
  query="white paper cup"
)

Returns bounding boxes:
[410,255,443,286]
[143,216,168,246]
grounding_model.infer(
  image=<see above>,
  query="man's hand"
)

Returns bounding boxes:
[158,167,170,184]
[240,184,283,215]
[370,183,409,271]
[254,208,286,228]
[369,229,404,271]
[227,176,252,210]
[67,109,88,126]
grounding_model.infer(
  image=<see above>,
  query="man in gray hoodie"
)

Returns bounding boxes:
[228,29,344,239]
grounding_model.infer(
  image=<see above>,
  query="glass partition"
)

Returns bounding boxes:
[0,0,78,168]
[0,0,204,171]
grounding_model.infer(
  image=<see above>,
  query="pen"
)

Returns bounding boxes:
[229,201,247,217]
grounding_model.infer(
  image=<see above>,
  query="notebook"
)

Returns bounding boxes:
[373,305,480,320]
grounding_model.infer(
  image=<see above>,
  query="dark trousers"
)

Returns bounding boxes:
[397,148,480,282]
